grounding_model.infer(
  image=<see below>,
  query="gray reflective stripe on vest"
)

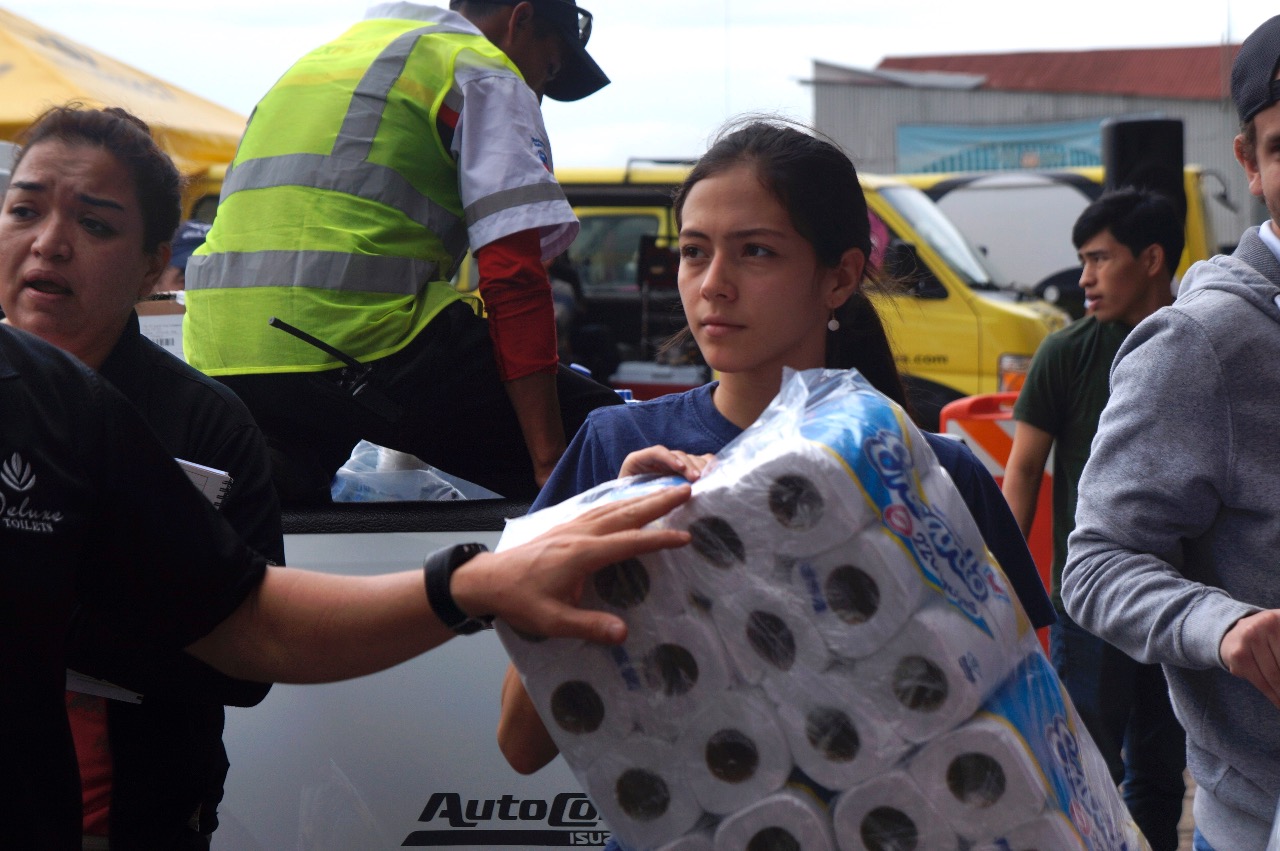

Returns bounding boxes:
[221,154,467,261]
[186,249,438,295]
[331,23,473,161]
[334,28,428,160]
[464,182,567,227]
[221,21,481,264]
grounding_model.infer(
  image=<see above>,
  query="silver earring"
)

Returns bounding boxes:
[827,313,840,332]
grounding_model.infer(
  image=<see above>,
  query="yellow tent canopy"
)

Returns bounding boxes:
[0,7,246,184]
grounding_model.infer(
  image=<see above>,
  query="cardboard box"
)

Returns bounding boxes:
[135,293,185,361]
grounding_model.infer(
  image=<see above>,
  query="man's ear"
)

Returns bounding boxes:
[512,1,535,30]
[1140,243,1167,278]
[1236,132,1265,199]
[462,1,529,48]
[500,1,536,45]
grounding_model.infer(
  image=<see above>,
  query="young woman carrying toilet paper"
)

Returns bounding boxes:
[496,118,1055,850]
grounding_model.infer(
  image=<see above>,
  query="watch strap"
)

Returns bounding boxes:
[423,542,492,635]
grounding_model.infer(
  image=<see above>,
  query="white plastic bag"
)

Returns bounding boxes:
[330,441,466,502]
[496,368,1147,851]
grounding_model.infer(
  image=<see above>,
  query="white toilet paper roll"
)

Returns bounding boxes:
[656,831,714,851]
[773,663,910,793]
[993,810,1087,851]
[906,714,1049,840]
[495,625,586,681]
[861,600,1015,743]
[523,644,645,763]
[709,585,831,687]
[727,439,872,558]
[620,612,736,730]
[678,691,793,815]
[712,787,835,851]
[580,549,695,620]
[790,526,932,660]
[831,771,956,851]
[663,495,774,600]
[585,738,703,851]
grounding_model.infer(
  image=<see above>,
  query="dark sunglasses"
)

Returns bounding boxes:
[489,0,592,47]
[564,2,592,45]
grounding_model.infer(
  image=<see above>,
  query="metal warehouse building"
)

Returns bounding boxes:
[810,44,1261,251]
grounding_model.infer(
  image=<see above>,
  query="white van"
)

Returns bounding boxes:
[900,166,1228,317]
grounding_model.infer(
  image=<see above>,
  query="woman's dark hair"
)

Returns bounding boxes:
[14,104,182,254]
[672,118,916,418]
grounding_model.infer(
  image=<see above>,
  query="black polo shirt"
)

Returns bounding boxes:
[65,312,284,845]
[0,324,266,849]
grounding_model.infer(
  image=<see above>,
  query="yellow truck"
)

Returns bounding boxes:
[526,163,1067,429]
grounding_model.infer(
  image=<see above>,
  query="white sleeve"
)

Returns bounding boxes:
[451,60,577,259]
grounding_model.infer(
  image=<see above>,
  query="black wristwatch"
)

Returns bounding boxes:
[423,542,493,635]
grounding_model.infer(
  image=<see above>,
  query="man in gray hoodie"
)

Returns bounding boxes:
[1062,15,1280,851]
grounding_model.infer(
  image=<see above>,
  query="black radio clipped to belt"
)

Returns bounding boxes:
[268,316,403,422]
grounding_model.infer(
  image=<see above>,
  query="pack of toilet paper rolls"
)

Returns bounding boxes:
[496,368,1146,851]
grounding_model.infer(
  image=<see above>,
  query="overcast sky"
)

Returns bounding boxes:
[3,1,1277,166]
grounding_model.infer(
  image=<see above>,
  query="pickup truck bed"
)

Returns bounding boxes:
[216,500,612,850]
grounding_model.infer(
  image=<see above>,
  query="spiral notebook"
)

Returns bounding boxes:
[176,458,234,510]
[66,458,235,702]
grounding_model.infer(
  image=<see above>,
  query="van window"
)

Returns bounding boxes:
[878,186,995,289]
[570,213,662,294]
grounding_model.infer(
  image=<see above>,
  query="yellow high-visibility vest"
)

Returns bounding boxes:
[184,16,523,374]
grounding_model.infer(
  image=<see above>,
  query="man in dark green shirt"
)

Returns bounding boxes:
[1002,187,1184,851]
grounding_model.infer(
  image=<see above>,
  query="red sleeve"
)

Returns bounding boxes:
[475,228,559,382]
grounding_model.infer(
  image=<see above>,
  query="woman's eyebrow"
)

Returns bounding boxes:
[77,193,125,211]
[7,180,126,212]
[679,226,787,240]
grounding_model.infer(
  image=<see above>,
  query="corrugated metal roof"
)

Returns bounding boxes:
[876,45,1239,101]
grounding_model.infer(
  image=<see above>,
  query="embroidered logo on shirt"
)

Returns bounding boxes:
[1,452,34,492]
[1,451,63,534]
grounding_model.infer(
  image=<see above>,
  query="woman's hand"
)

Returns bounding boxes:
[619,445,715,482]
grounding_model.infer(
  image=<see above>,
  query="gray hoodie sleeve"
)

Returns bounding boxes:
[1061,304,1260,670]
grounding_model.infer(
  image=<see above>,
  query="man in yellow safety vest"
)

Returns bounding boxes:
[184,0,619,503]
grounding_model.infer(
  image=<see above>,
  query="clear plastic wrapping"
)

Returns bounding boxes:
[497,368,1148,851]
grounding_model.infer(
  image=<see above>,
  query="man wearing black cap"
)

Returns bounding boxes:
[154,220,211,292]
[1063,15,1280,851]
[183,0,621,504]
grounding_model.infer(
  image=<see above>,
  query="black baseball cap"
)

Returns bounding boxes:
[169,220,211,270]
[518,0,609,101]
[1232,15,1280,123]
